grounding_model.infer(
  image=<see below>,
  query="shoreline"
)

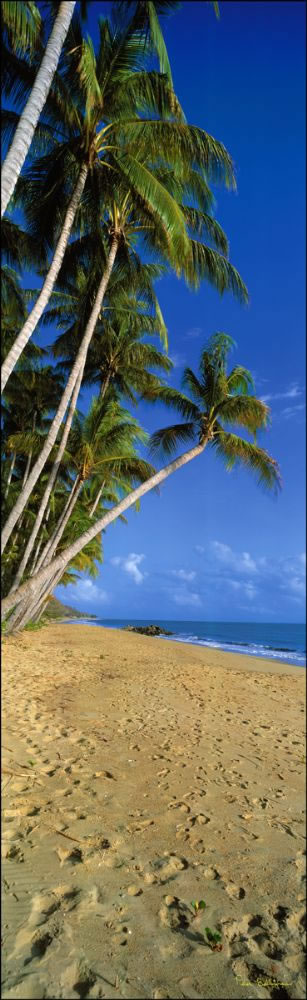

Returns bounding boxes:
[55,617,306,671]
[2,624,306,999]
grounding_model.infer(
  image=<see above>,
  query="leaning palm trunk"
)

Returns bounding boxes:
[9,560,66,633]
[1,164,88,390]
[30,538,43,574]
[8,371,83,593]
[1,1,76,218]
[4,452,16,499]
[7,566,56,633]
[21,412,37,488]
[90,482,105,518]
[2,441,206,625]
[1,235,120,554]
[37,476,83,571]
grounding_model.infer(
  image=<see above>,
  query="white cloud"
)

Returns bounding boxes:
[287,576,305,597]
[173,589,201,607]
[170,569,196,582]
[195,545,205,554]
[226,578,257,599]
[186,326,203,338]
[261,382,302,403]
[63,578,109,606]
[281,403,305,420]
[110,553,146,585]
[170,352,185,368]
[211,541,257,574]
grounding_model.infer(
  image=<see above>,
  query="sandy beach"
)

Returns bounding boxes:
[1,624,306,1000]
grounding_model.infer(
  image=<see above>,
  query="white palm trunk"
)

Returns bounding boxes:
[30,538,43,574]
[2,440,206,625]
[7,568,55,632]
[90,482,105,517]
[37,476,83,570]
[8,369,83,593]
[1,235,120,555]
[4,452,16,499]
[1,1,76,218]
[21,412,37,488]
[1,163,88,390]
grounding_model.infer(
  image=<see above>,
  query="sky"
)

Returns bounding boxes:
[7,1,306,622]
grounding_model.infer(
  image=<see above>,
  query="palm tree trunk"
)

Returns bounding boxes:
[36,476,83,571]
[90,482,105,518]
[2,440,206,621]
[7,563,64,634]
[21,411,37,487]
[1,163,88,389]
[8,368,83,592]
[1,2,76,218]
[4,452,16,499]
[30,538,43,574]
[99,372,111,398]
[1,235,120,554]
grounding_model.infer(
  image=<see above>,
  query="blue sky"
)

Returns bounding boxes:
[6,1,305,621]
[58,1,306,622]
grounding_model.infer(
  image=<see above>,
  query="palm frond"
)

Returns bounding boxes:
[215,395,270,434]
[227,365,255,395]
[149,421,197,456]
[212,427,281,493]
[2,1,42,54]
[184,240,249,300]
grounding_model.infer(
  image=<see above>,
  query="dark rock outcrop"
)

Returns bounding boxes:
[123,624,173,637]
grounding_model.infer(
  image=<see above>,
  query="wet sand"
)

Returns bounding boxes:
[1,624,306,999]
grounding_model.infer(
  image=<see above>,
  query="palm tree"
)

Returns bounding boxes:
[2,334,281,628]
[6,396,156,628]
[1,1,76,217]
[1,0,239,390]
[1,117,248,555]
[0,9,185,387]
[2,253,168,584]
[33,393,153,572]
[51,286,172,401]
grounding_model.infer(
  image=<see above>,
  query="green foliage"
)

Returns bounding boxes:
[1,2,42,56]
[191,899,206,913]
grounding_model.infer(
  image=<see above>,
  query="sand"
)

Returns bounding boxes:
[1,624,306,1000]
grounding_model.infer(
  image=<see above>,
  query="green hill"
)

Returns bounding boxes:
[44,596,97,620]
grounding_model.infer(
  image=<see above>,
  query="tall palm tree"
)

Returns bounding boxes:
[1,122,248,556]
[1,8,187,387]
[1,1,76,217]
[1,0,240,390]
[2,334,281,628]
[6,397,156,627]
[3,253,168,585]
[32,393,153,572]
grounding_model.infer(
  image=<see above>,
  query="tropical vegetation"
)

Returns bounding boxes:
[1,1,280,635]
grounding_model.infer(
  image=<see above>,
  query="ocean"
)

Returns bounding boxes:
[65,618,306,668]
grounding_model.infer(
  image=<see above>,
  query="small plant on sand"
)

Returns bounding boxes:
[204,926,223,950]
[190,903,222,950]
[190,899,206,915]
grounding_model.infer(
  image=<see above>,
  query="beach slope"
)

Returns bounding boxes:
[2,624,306,999]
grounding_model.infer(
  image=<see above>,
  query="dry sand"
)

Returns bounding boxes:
[1,624,306,1000]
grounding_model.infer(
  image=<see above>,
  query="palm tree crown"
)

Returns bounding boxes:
[150,333,281,492]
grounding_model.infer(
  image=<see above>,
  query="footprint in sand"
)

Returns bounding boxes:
[222,905,306,998]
